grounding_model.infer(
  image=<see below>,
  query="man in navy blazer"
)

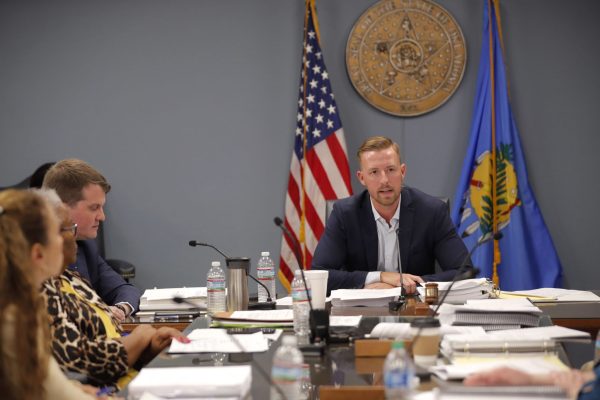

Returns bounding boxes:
[74,239,140,312]
[43,159,141,319]
[312,136,470,294]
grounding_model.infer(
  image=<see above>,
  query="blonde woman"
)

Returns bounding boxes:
[0,189,98,399]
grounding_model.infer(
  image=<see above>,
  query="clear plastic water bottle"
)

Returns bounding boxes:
[257,251,276,302]
[383,340,415,400]
[299,363,312,400]
[207,261,226,314]
[291,269,310,345]
[270,335,303,400]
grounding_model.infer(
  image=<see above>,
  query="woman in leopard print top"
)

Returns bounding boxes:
[41,197,188,388]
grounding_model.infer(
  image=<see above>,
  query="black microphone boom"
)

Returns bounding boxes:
[273,217,304,268]
[188,240,275,306]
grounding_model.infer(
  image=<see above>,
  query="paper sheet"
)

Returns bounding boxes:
[169,329,269,353]
[142,287,206,301]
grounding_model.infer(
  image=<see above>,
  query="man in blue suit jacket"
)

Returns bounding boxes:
[44,159,141,319]
[313,136,470,294]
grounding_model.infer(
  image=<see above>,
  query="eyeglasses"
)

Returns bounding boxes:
[60,223,78,237]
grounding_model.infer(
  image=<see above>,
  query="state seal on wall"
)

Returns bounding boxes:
[346,0,467,116]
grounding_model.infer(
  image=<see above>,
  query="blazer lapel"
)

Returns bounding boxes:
[359,192,378,270]
[398,188,414,274]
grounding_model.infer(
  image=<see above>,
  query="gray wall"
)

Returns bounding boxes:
[1,0,598,292]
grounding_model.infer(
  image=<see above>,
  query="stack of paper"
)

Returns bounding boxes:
[499,288,600,303]
[437,298,542,331]
[441,333,558,359]
[329,287,401,307]
[139,287,206,311]
[370,322,485,340]
[128,365,252,399]
[211,309,294,328]
[430,356,568,381]
[417,278,493,305]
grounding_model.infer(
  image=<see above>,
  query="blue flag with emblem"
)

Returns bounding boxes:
[451,0,562,290]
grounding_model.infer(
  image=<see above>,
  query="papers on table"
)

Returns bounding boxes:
[330,315,362,327]
[429,355,568,381]
[211,309,294,328]
[487,325,591,341]
[499,288,600,303]
[139,287,207,311]
[370,322,485,340]
[330,287,402,307]
[437,299,542,331]
[169,329,270,353]
[440,326,589,359]
[128,365,252,399]
[417,278,493,305]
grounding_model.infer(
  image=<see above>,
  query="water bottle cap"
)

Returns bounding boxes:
[261,251,270,257]
[211,261,221,267]
[282,335,298,346]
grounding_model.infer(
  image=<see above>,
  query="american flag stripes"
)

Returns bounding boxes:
[278,0,352,292]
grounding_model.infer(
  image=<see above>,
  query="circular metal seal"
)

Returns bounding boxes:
[346,0,466,117]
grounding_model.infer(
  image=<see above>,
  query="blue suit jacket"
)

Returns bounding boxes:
[70,240,141,311]
[312,187,470,292]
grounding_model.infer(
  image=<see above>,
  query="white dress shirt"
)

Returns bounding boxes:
[365,196,402,286]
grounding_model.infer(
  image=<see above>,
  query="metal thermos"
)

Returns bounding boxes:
[226,257,250,311]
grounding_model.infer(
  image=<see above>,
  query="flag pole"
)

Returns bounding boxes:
[488,0,501,286]
[298,0,312,271]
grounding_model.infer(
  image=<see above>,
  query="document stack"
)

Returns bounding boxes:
[128,365,252,399]
[139,287,206,311]
[437,298,542,331]
[417,278,493,305]
[329,287,402,307]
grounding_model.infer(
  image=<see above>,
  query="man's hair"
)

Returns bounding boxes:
[42,159,111,206]
[356,136,402,164]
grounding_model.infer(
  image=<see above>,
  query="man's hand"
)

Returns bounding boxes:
[464,366,594,399]
[380,272,424,294]
[109,306,126,322]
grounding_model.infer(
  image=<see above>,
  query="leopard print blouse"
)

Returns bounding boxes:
[42,269,129,386]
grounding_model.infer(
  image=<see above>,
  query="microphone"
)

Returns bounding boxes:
[409,231,503,362]
[274,217,328,353]
[273,217,304,268]
[172,296,287,400]
[188,240,276,309]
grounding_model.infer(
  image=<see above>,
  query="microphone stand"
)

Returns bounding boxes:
[389,227,406,312]
[274,217,327,356]
[188,241,276,310]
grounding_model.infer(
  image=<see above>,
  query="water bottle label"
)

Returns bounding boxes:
[207,278,225,292]
[384,369,411,389]
[272,366,301,383]
[292,287,310,302]
[257,267,275,278]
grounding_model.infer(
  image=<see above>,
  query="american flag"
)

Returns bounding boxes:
[278,0,352,291]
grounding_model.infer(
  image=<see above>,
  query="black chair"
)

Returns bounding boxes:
[96,223,136,282]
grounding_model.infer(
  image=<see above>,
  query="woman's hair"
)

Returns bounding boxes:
[0,189,52,399]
